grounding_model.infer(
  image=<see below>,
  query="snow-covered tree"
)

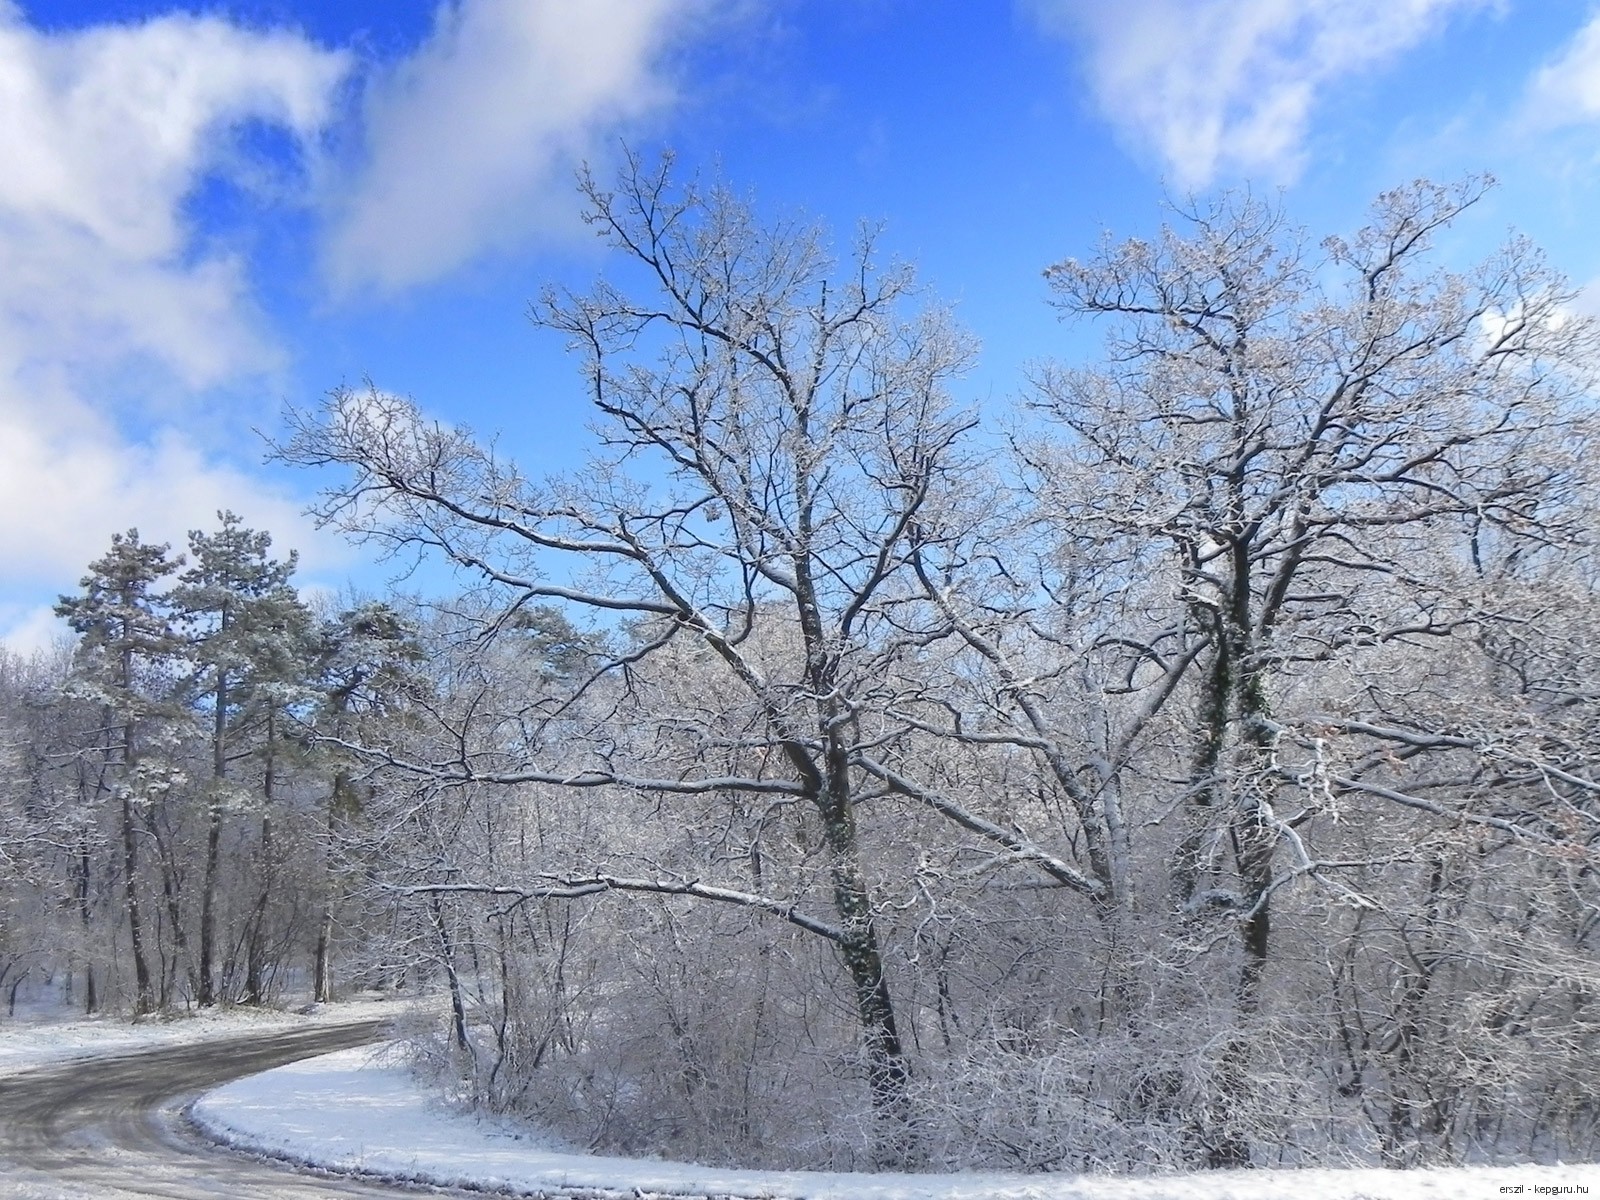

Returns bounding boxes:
[276,151,988,1162]
[1023,177,1600,1164]
[54,530,185,1014]
[307,598,425,1002]
[172,511,315,1005]
[262,166,1600,1173]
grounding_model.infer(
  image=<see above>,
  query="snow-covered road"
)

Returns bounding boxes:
[0,1019,467,1199]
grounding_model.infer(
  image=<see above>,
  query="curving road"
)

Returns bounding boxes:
[0,1020,487,1199]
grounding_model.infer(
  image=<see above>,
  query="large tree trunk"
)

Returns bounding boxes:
[826,839,909,1145]
[198,666,226,1007]
[815,735,910,1165]
[430,894,472,1057]
[120,790,154,1016]
[1175,630,1231,910]
[1234,693,1276,1014]
[314,762,355,1004]
[198,806,221,1004]
[313,907,333,1004]
[790,529,914,1163]
[1176,568,1281,1169]
[313,777,338,1003]
[108,690,154,1017]
[76,837,97,1015]
[245,711,276,1005]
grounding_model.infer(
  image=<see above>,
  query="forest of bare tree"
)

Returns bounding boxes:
[3,161,1597,1176]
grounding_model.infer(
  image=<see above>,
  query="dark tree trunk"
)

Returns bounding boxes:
[109,688,154,1017]
[198,665,226,1007]
[431,894,472,1056]
[121,790,153,1016]
[76,838,97,1015]
[245,711,276,1005]
[1177,543,1281,1169]
[814,732,910,1164]
[144,807,196,1004]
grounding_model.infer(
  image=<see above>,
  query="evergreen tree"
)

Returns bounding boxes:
[172,511,314,1005]
[54,530,183,1015]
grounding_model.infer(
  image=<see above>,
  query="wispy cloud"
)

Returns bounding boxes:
[1029,0,1492,187]
[0,0,723,652]
[321,0,696,296]
[1523,12,1600,128]
[0,602,70,657]
[0,4,350,647]
[0,6,347,382]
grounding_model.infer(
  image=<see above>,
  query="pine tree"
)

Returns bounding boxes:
[55,530,183,1015]
[172,512,313,1006]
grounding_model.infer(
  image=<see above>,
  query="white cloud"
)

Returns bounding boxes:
[0,380,344,589]
[1524,13,1600,127]
[1030,0,1493,187]
[0,0,712,645]
[0,10,342,259]
[0,220,271,389]
[0,603,69,658]
[0,7,348,383]
[322,0,693,295]
[0,6,351,611]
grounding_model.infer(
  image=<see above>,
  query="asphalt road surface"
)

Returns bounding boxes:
[0,1019,487,1199]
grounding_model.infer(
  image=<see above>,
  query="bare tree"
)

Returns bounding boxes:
[277,152,985,1161]
[1025,177,1599,1163]
[269,166,1600,1173]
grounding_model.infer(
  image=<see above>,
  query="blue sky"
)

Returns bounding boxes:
[4,0,1600,650]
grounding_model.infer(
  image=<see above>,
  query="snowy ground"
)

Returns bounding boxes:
[5,1002,1593,1199]
[192,1043,1600,1200]
[0,994,418,1077]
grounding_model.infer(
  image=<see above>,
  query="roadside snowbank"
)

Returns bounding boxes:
[0,996,415,1077]
[192,1044,1600,1200]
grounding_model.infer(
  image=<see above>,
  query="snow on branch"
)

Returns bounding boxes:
[399,876,845,943]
